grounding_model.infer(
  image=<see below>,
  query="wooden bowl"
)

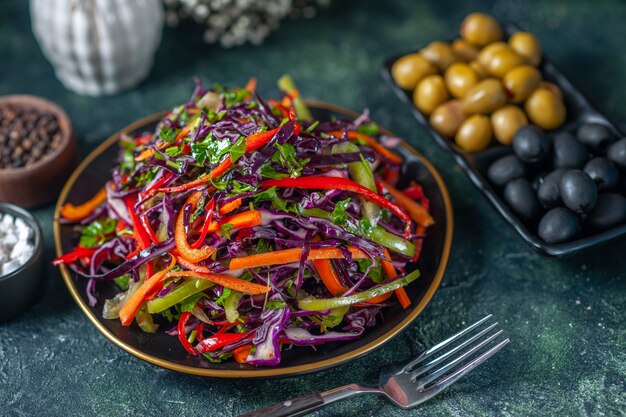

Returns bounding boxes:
[0,95,78,208]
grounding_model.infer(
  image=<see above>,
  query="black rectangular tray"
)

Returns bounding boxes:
[382,24,626,257]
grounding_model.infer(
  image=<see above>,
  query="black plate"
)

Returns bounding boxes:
[53,101,453,379]
[382,24,626,257]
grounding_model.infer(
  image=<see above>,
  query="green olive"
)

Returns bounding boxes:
[452,38,479,62]
[391,53,438,90]
[509,32,542,66]
[461,78,507,115]
[460,12,503,47]
[477,42,508,70]
[524,88,566,130]
[421,41,458,71]
[503,65,542,103]
[539,81,563,101]
[429,100,466,138]
[469,60,487,79]
[445,63,479,98]
[455,114,493,152]
[413,75,450,115]
[486,48,525,78]
[491,105,528,144]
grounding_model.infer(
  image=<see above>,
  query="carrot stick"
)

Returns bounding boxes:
[380,180,434,227]
[326,130,402,165]
[233,344,252,364]
[229,246,368,270]
[119,255,177,326]
[177,257,213,274]
[175,192,215,263]
[158,123,300,194]
[381,248,410,309]
[218,198,242,215]
[245,77,257,96]
[60,188,107,221]
[205,210,262,234]
[135,119,196,162]
[165,271,270,295]
[412,224,426,263]
[312,258,345,297]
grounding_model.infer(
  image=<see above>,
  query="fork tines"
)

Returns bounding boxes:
[406,315,509,394]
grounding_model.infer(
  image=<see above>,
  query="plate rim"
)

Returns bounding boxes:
[53,100,454,378]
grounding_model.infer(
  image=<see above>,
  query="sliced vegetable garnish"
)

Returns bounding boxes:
[54,78,433,367]
[298,269,421,311]
[165,271,270,295]
[262,176,413,239]
[229,246,368,270]
[60,188,107,222]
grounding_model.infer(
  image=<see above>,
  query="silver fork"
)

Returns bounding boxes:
[239,315,509,417]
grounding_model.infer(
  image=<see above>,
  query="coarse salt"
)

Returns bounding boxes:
[0,212,35,276]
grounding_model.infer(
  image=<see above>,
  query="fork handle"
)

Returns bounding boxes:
[238,392,325,417]
[239,384,379,417]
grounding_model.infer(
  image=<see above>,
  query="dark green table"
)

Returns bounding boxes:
[1,1,624,416]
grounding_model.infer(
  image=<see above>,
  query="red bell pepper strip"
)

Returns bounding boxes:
[133,134,152,146]
[124,195,155,276]
[145,172,174,196]
[124,196,151,249]
[140,213,159,244]
[52,247,97,266]
[159,123,301,194]
[178,312,198,355]
[195,332,250,354]
[401,181,425,201]
[191,198,215,249]
[261,176,413,239]
[195,323,205,343]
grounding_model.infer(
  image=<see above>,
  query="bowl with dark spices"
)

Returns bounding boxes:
[0,95,78,208]
[0,202,44,322]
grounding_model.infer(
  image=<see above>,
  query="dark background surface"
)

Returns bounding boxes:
[1,1,625,416]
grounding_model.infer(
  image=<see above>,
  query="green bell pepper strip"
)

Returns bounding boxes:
[277,75,313,122]
[298,269,420,311]
[299,207,415,258]
[147,279,214,314]
[136,304,158,333]
[331,142,381,225]
[224,291,243,323]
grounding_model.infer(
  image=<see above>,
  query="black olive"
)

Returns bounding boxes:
[538,207,581,243]
[503,178,542,221]
[608,138,626,168]
[537,168,567,208]
[576,122,615,151]
[559,170,598,213]
[583,157,620,191]
[512,125,552,163]
[487,155,527,188]
[552,132,588,169]
[587,193,626,231]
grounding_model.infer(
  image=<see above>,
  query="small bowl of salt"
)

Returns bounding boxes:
[0,202,44,322]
